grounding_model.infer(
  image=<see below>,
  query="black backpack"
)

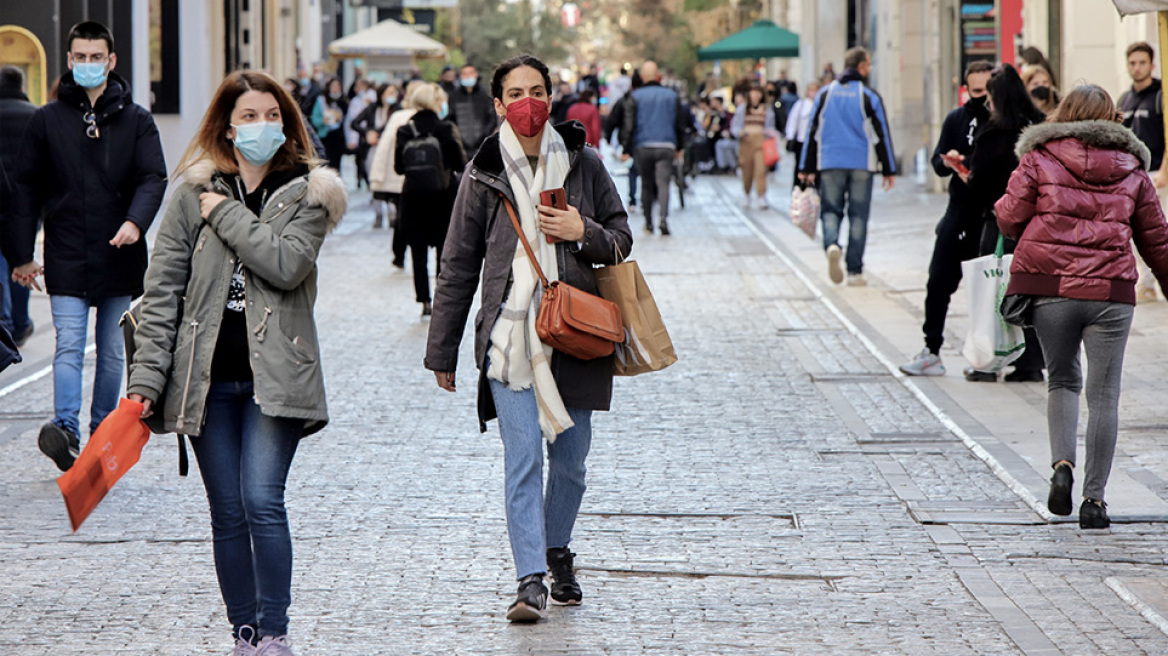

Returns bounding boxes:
[401,121,449,193]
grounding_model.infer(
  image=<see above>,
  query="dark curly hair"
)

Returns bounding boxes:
[490,54,553,101]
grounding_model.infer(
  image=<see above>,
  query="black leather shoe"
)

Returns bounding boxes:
[1005,368,1044,383]
[963,367,997,382]
[1047,464,1073,516]
[1079,498,1110,529]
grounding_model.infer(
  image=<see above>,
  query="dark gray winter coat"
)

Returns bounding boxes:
[424,121,633,432]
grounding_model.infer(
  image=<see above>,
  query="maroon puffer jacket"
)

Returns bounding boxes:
[995,119,1168,304]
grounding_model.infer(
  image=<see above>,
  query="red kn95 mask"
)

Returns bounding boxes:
[505,97,550,137]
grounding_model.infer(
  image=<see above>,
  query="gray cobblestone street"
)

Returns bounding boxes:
[3,163,1168,655]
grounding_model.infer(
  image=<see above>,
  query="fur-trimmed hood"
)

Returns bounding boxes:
[183,159,348,232]
[1016,120,1151,183]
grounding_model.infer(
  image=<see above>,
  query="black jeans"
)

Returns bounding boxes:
[633,146,676,227]
[923,206,981,354]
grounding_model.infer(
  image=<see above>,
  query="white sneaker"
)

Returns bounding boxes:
[846,272,867,287]
[743,197,752,210]
[826,245,844,284]
[758,195,769,210]
[899,349,946,377]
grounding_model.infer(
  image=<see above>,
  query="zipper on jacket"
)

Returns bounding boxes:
[175,319,199,430]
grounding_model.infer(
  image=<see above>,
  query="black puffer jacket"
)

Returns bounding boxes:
[10,71,167,298]
[424,121,633,432]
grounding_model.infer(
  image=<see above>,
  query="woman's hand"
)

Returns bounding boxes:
[127,393,154,418]
[199,192,228,220]
[434,371,456,392]
[538,204,585,243]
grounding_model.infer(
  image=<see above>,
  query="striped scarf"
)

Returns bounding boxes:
[486,121,574,441]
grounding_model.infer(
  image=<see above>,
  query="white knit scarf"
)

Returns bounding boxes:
[487,121,573,441]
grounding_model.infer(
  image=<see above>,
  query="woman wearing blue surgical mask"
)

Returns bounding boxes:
[126,70,347,656]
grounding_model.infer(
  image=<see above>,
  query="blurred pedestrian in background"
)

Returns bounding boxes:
[370,81,423,265]
[449,63,498,157]
[731,83,777,210]
[783,81,819,189]
[426,54,632,623]
[128,69,345,655]
[1022,63,1059,115]
[566,88,602,150]
[0,65,37,346]
[343,77,375,189]
[959,63,1047,384]
[311,76,348,171]
[605,69,643,210]
[621,61,689,235]
[352,83,399,228]
[394,83,466,316]
[995,84,1168,529]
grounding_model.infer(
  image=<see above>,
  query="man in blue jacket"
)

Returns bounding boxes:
[10,21,167,472]
[620,61,690,235]
[799,47,897,286]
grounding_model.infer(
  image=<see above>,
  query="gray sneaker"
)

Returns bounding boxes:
[256,635,294,656]
[899,349,945,377]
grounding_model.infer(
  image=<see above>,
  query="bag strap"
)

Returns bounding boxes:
[994,233,1006,259]
[499,194,550,287]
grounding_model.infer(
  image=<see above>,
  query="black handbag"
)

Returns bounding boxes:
[1000,294,1034,328]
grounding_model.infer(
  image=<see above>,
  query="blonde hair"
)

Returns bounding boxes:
[1047,84,1117,123]
[401,80,425,110]
[410,83,445,113]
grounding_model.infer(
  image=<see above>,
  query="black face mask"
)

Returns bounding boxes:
[1030,86,1052,102]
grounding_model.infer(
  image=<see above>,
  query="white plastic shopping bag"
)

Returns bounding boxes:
[961,237,1025,372]
[790,186,819,239]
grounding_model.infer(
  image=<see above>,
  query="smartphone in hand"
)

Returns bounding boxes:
[539,188,568,243]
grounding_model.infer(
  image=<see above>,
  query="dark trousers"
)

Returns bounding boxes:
[634,147,676,227]
[978,218,1044,372]
[409,235,442,304]
[628,161,639,204]
[923,206,982,354]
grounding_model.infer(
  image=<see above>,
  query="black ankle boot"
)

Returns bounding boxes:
[546,547,582,606]
[1047,463,1073,516]
[1079,498,1110,529]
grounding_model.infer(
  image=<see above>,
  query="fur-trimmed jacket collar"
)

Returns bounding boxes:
[183,159,348,232]
[1016,120,1152,171]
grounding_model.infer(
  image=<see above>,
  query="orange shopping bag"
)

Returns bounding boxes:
[57,398,151,532]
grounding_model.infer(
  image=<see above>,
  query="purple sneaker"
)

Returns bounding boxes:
[233,626,258,656]
[257,635,294,656]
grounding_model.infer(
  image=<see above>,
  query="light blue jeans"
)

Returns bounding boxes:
[489,378,593,580]
[49,295,131,436]
[819,169,874,275]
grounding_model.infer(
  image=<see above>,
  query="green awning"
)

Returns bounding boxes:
[697,19,799,61]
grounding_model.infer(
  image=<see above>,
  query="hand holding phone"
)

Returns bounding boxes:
[539,188,568,243]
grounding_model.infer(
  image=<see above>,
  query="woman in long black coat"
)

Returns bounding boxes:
[395,83,466,315]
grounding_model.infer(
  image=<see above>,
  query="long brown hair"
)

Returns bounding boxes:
[174,70,318,179]
[1046,84,1116,124]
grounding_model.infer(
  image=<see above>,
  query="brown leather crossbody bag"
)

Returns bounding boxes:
[499,195,623,360]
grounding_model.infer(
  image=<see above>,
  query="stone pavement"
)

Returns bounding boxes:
[0,161,1167,654]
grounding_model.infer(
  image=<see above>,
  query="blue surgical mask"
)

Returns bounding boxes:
[460,77,477,88]
[73,62,108,89]
[439,101,449,120]
[231,122,287,165]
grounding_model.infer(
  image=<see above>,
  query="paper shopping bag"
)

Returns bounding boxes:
[57,398,151,532]
[790,186,819,239]
[961,240,1024,373]
[595,260,678,376]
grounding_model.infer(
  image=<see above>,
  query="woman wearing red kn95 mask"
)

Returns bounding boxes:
[425,54,633,622]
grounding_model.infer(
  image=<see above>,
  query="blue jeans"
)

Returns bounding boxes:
[819,169,874,275]
[0,256,31,335]
[489,378,593,579]
[191,381,303,639]
[49,294,131,436]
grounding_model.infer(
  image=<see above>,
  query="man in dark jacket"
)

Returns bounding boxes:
[620,61,689,235]
[899,61,993,377]
[10,21,167,472]
[1119,41,1168,302]
[449,64,498,157]
[0,66,37,346]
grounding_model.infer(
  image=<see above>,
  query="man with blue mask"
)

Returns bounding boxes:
[448,63,498,156]
[9,20,167,472]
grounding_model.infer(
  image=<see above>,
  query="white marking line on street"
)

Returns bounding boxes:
[0,344,96,400]
[733,206,1054,522]
[1106,577,1168,639]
